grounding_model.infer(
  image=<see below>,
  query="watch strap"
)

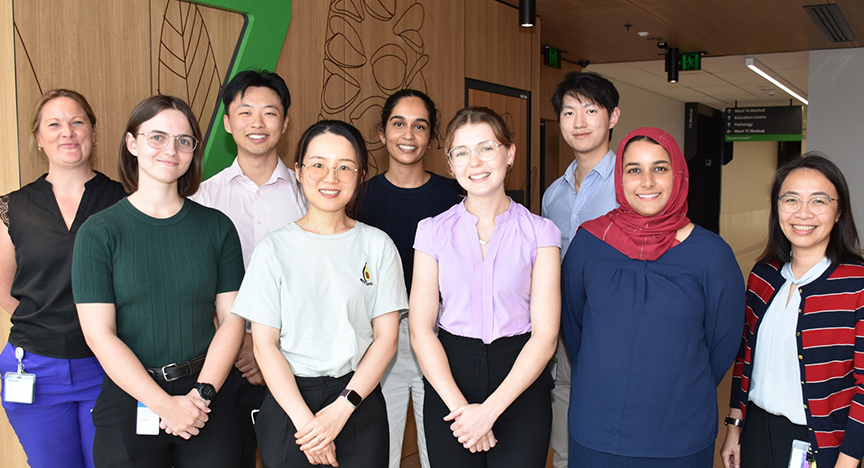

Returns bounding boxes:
[339,388,362,407]
[724,416,744,427]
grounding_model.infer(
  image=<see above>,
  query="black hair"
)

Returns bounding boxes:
[221,69,291,115]
[378,89,440,141]
[294,120,368,219]
[757,152,863,265]
[551,72,619,121]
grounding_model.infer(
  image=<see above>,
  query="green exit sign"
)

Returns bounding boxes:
[544,46,562,69]
[681,53,701,71]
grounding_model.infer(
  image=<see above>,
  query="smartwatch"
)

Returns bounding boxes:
[194,382,217,401]
[339,388,362,407]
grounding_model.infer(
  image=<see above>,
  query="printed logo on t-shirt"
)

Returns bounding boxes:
[360,262,373,286]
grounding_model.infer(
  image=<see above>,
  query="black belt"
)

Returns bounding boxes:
[146,355,206,382]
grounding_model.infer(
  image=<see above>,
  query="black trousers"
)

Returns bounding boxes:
[740,403,810,468]
[424,330,553,468]
[233,368,265,468]
[91,370,242,468]
[254,372,389,468]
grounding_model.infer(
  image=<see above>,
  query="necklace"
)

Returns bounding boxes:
[479,239,488,245]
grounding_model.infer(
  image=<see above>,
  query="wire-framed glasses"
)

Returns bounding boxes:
[777,195,835,214]
[137,131,198,153]
[302,162,360,183]
[446,141,502,166]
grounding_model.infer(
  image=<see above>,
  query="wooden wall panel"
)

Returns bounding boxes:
[0,2,26,465]
[278,0,465,180]
[465,0,533,92]
[13,0,151,183]
[149,0,243,132]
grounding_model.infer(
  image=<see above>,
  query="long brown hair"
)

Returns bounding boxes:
[117,95,202,197]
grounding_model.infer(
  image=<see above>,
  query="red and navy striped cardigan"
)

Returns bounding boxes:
[730,261,864,467]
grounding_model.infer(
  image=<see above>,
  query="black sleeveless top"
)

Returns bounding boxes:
[2,172,125,358]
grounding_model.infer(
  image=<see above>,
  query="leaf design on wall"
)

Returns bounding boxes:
[157,0,223,123]
[13,22,42,95]
[321,0,430,174]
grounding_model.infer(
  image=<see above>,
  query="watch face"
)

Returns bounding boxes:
[341,389,362,407]
[196,383,217,401]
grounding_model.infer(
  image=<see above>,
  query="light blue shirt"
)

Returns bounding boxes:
[541,149,618,258]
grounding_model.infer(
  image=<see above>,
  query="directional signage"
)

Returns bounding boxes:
[724,106,803,142]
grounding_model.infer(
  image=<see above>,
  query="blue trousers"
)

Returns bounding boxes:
[1,342,105,468]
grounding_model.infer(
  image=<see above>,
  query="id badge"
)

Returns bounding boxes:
[136,401,160,435]
[788,439,813,468]
[3,371,36,404]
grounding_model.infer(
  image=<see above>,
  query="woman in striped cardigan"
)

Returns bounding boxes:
[721,154,864,468]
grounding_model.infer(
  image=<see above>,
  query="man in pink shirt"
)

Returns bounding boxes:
[190,69,306,468]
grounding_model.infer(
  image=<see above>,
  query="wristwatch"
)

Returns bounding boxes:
[724,415,744,428]
[339,388,362,407]
[194,382,217,401]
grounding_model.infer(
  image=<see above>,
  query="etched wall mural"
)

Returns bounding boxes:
[320,0,430,174]
[155,0,225,123]
[12,0,242,184]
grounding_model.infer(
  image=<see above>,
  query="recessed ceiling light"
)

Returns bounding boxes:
[637,31,649,37]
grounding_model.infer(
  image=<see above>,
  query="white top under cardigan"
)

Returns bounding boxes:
[749,257,831,425]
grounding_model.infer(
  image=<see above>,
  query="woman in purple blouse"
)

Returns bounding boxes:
[410,107,561,468]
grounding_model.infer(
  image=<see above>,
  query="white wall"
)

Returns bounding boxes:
[609,78,686,152]
[807,48,864,227]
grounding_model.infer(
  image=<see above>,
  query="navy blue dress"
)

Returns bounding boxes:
[561,225,744,467]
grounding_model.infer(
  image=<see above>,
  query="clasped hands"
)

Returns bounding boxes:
[293,398,354,466]
[445,403,498,453]
[159,389,211,439]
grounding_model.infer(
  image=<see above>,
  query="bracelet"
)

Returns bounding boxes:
[724,416,744,428]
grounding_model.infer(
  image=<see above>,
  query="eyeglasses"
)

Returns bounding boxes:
[778,195,835,215]
[137,131,198,153]
[446,141,502,166]
[302,162,360,183]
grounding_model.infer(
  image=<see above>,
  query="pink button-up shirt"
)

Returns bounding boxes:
[190,157,307,267]
[414,199,560,344]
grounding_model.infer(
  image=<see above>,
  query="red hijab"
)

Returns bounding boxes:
[582,127,690,261]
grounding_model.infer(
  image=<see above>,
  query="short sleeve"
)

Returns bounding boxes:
[535,216,562,249]
[370,234,408,319]
[413,217,437,261]
[0,195,8,228]
[214,214,244,294]
[232,238,282,330]
[72,217,117,304]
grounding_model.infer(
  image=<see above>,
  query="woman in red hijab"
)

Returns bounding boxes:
[560,127,745,467]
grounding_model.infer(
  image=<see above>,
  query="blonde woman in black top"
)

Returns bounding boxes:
[0,89,125,468]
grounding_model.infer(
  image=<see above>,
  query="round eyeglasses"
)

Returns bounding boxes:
[446,141,502,166]
[302,162,360,184]
[777,195,835,215]
[137,131,198,153]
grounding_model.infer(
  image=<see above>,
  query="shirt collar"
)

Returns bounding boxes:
[226,157,294,185]
[456,197,516,225]
[563,149,616,190]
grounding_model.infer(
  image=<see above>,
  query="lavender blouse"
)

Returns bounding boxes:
[414,199,560,343]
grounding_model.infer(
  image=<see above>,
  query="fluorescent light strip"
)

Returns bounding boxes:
[745,57,809,105]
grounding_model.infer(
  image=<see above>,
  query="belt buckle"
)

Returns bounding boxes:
[161,362,180,382]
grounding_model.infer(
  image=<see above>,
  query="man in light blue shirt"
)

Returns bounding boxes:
[541,72,620,468]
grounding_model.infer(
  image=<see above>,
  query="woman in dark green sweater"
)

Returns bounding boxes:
[72,95,246,467]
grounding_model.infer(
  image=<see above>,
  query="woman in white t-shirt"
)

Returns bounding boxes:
[232,120,405,468]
